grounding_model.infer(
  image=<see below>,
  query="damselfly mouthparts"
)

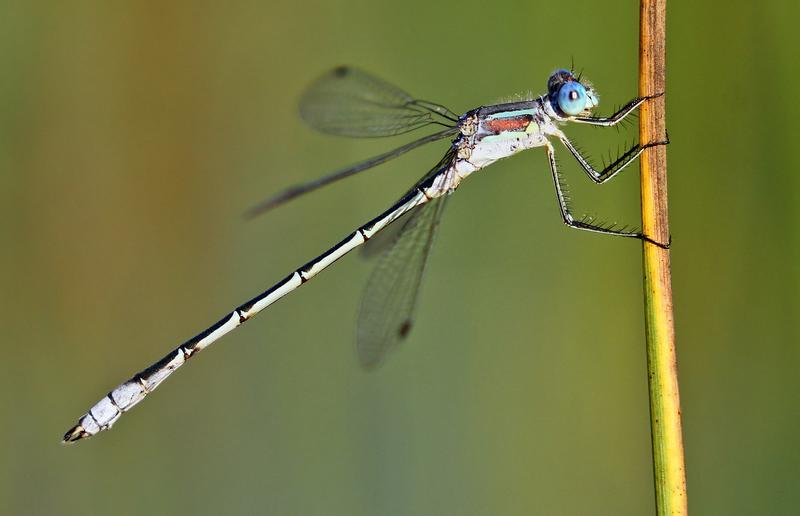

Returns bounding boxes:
[64,66,667,443]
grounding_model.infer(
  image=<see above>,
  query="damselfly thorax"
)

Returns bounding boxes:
[452,99,554,182]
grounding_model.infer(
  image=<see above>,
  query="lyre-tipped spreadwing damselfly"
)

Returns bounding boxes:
[63,66,668,443]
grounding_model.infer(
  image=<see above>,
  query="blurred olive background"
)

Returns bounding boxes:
[1,1,797,515]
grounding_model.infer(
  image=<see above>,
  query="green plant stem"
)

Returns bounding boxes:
[639,0,688,514]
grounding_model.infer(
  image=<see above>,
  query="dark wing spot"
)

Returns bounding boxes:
[398,319,413,338]
[333,66,350,77]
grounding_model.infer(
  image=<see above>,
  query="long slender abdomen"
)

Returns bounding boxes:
[62,188,430,443]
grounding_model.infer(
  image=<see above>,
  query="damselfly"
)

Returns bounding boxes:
[63,66,667,443]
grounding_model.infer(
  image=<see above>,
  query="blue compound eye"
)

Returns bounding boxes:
[557,82,588,116]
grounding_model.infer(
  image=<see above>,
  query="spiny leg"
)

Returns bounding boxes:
[573,93,662,127]
[559,133,669,185]
[544,142,668,248]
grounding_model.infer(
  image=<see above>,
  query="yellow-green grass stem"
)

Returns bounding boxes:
[639,0,688,514]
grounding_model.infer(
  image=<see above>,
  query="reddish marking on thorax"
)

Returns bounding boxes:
[484,115,533,134]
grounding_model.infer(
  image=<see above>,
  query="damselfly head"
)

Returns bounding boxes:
[547,69,598,117]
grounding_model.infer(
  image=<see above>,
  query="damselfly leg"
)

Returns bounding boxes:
[545,91,670,247]
[573,94,663,127]
[560,133,670,185]
[545,141,669,248]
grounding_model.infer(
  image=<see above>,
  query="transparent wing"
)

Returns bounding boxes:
[244,127,458,219]
[359,208,411,259]
[359,147,456,260]
[357,195,449,369]
[300,66,458,138]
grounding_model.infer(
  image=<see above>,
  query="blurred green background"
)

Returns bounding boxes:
[1,1,797,515]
